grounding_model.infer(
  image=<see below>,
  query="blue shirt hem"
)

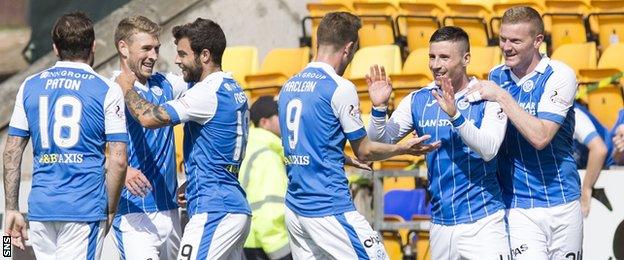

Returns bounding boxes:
[345,127,366,141]
[8,127,29,137]
[163,103,181,125]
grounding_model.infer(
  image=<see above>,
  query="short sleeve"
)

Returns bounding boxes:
[331,82,366,141]
[574,107,598,145]
[165,73,189,99]
[537,62,577,124]
[104,84,128,142]
[162,81,218,125]
[8,81,30,137]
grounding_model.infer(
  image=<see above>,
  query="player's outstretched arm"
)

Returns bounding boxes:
[467,80,564,150]
[3,135,29,250]
[116,71,172,129]
[351,135,440,162]
[105,141,128,232]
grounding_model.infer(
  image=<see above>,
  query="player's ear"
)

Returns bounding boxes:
[200,49,211,64]
[534,33,544,49]
[344,41,355,57]
[118,40,129,58]
[52,44,60,58]
[463,51,471,68]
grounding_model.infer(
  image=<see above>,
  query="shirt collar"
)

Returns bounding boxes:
[502,54,550,82]
[53,61,96,73]
[199,71,233,85]
[306,62,338,76]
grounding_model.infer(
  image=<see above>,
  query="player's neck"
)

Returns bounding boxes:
[512,52,542,79]
[199,63,222,82]
[453,74,471,94]
[315,46,344,74]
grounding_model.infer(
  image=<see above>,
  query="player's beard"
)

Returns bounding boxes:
[182,57,203,83]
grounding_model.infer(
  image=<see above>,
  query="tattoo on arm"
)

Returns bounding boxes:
[124,89,171,126]
[3,136,29,210]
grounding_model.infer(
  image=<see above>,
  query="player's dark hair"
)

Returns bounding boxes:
[51,11,95,61]
[317,12,361,51]
[172,18,226,66]
[250,96,278,126]
[429,26,470,53]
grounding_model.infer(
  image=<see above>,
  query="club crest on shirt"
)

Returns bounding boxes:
[349,105,363,124]
[151,86,163,96]
[497,108,506,120]
[550,90,570,106]
[457,98,470,110]
[522,80,534,92]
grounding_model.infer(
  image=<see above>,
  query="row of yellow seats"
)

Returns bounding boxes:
[306,0,624,52]
[551,42,624,128]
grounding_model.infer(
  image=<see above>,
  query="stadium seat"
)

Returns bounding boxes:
[244,47,310,102]
[384,189,428,221]
[578,43,624,128]
[345,45,402,113]
[391,48,431,96]
[222,46,258,89]
[467,46,502,80]
[443,2,493,47]
[543,0,592,50]
[381,230,404,260]
[550,42,598,75]
[352,1,399,48]
[586,11,624,50]
[397,1,445,53]
[384,176,417,191]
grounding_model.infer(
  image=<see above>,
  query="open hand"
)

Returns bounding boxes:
[399,135,441,156]
[366,65,393,107]
[125,167,152,197]
[4,210,28,250]
[431,76,457,117]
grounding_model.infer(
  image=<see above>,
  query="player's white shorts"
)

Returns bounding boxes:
[285,207,389,260]
[29,220,105,260]
[429,210,510,260]
[507,200,583,260]
[177,212,250,260]
[111,209,181,260]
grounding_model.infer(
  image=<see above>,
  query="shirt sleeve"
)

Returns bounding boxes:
[162,81,218,125]
[8,81,30,137]
[330,82,366,141]
[453,101,508,161]
[104,84,128,142]
[574,107,599,145]
[537,63,577,124]
[366,92,415,144]
[165,72,190,99]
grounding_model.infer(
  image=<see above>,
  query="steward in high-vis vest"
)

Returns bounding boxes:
[239,96,292,260]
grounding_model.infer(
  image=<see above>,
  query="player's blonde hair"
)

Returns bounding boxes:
[114,15,160,51]
[501,6,545,37]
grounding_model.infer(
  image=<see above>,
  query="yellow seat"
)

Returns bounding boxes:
[384,176,416,191]
[345,45,403,113]
[222,46,258,89]
[578,43,624,128]
[543,0,591,51]
[587,12,624,50]
[245,47,310,103]
[443,3,493,47]
[467,46,502,80]
[382,230,404,260]
[397,1,445,52]
[392,48,431,92]
[174,124,184,174]
[352,1,399,48]
[551,42,597,76]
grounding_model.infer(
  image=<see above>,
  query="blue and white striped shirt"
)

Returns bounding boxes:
[489,56,580,209]
[368,79,507,225]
